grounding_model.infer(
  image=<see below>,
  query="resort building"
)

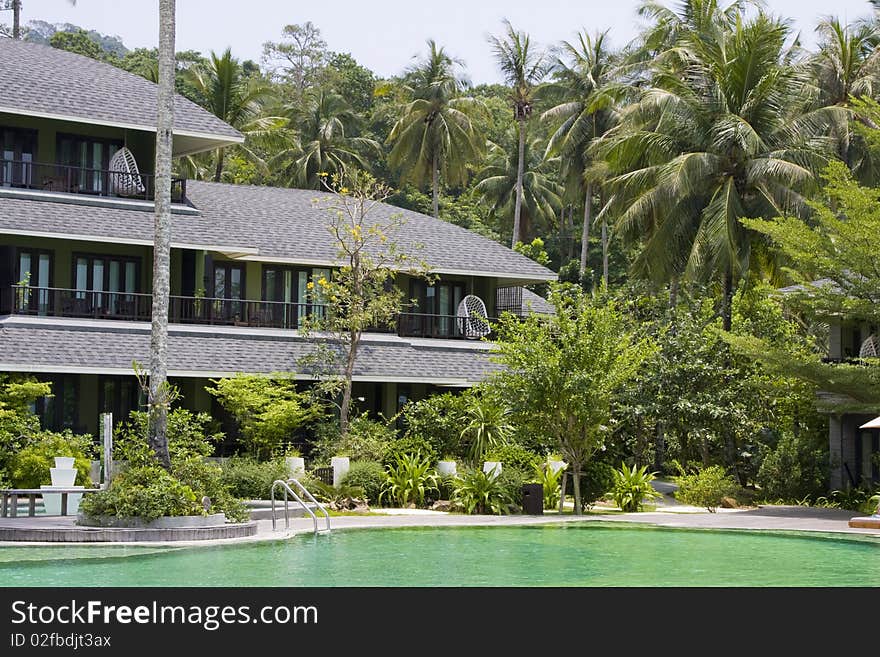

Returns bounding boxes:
[0,39,555,441]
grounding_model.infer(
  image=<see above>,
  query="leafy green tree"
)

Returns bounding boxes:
[324,52,375,115]
[48,28,103,59]
[387,40,485,219]
[488,20,550,247]
[261,22,328,99]
[488,286,655,513]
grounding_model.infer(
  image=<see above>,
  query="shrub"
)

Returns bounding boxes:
[756,433,828,501]
[452,467,511,515]
[674,465,740,512]
[340,461,386,505]
[533,462,566,509]
[398,393,469,459]
[383,435,437,468]
[115,409,222,466]
[579,461,616,510]
[173,458,248,522]
[220,457,290,500]
[484,443,542,473]
[380,452,438,508]
[310,415,394,464]
[8,430,94,488]
[459,393,513,463]
[79,466,199,522]
[609,462,661,512]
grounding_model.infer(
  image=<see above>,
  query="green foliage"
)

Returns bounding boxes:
[674,465,740,512]
[755,433,828,501]
[173,458,249,522]
[206,374,325,459]
[8,431,94,488]
[398,392,469,460]
[0,376,55,481]
[114,408,222,466]
[339,461,386,505]
[310,415,394,464]
[609,462,661,512]
[533,462,566,509]
[383,435,438,468]
[79,466,199,522]
[484,443,541,473]
[219,457,291,500]
[459,391,513,464]
[493,466,528,513]
[578,460,616,510]
[513,238,551,267]
[452,467,511,515]
[380,452,438,508]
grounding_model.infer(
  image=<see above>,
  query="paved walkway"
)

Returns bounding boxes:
[1,504,878,547]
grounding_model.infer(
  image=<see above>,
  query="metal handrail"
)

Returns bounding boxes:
[270,478,331,534]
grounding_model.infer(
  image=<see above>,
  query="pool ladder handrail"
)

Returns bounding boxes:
[270,478,331,534]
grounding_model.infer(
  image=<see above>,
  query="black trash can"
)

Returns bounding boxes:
[521,483,543,515]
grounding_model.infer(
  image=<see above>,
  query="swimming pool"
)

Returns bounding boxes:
[2,523,879,587]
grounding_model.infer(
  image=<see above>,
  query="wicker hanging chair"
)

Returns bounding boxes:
[456,294,491,339]
[108,147,146,197]
[860,334,879,359]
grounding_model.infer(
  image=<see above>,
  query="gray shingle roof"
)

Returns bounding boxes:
[0,318,501,385]
[185,181,557,281]
[0,39,242,141]
[521,288,555,315]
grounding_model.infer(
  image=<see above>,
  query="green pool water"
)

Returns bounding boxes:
[2,523,879,587]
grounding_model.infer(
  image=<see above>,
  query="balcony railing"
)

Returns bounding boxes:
[2,286,497,340]
[0,158,186,203]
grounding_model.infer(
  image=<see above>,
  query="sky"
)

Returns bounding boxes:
[9,0,879,84]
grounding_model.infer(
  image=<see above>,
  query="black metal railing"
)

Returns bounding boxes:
[3,286,498,340]
[0,158,186,203]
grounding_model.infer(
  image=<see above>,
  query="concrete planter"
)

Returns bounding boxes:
[285,456,306,478]
[483,461,502,479]
[331,456,350,487]
[548,460,567,474]
[54,457,76,469]
[437,460,457,476]
[77,513,228,529]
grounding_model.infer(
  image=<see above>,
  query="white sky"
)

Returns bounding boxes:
[10,0,878,83]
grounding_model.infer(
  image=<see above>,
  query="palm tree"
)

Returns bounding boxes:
[184,48,282,182]
[488,20,549,248]
[474,136,562,244]
[148,0,175,469]
[387,40,484,218]
[283,89,380,189]
[598,11,839,330]
[541,30,624,281]
[8,0,76,39]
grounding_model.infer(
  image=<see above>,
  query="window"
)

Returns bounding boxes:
[1,126,37,188]
[72,253,140,317]
[409,279,465,337]
[99,376,142,425]
[57,133,122,194]
[16,248,53,315]
[262,266,330,328]
[33,375,79,432]
[211,261,246,322]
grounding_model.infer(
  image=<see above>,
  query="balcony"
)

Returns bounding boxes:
[1,286,497,340]
[0,158,186,203]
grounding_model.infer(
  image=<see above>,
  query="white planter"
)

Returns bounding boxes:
[54,456,76,469]
[437,460,457,476]
[285,456,305,478]
[40,485,84,516]
[50,467,77,487]
[330,456,350,487]
[483,461,502,479]
[549,460,567,474]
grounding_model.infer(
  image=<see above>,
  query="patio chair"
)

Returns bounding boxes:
[456,294,491,339]
[108,147,146,197]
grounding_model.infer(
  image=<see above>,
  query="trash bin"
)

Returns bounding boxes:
[521,483,543,515]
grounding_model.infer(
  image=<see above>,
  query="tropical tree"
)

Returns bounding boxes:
[473,136,561,245]
[283,90,380,189]
[184,48,282,182]
[488,20,550,247]
[598,11,839,330]
[387,40,484,218]
[148,0,175,469]
[541,30,624,281]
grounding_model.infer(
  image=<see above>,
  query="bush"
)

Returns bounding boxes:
[578,461,616,510]
[340,461,386,505]
[173,458,248,522]
[380,452,438,508]
[79,466,199,522]
[220,457,290,500]
[674,465,740,512]
[8,430,94,488]
[533,462,565,509]
[310,416,395,464]
[493,466,529,513]
[756,433,828,501]
[452,467,511,515]
[398,393,469,459]
[484,443,542,473]
[115,409,222,466]
[609,462,661,512]
[383,435,437,468]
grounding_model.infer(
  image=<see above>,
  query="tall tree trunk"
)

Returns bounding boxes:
[720,266,742,483]
[213,148,225,183]
[571,462,582,516]
[340,329,360,438]
[654,423,665,473]
[580,184,591,275]
[721,268,733,332]
[148,0,176,470]
[601,218,609,286]
[431,151,439,219]
[12,0,20,39]
[511,118,526,248]
[669,276,679,312]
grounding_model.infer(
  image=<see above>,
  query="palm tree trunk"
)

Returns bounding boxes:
[12,0,20,39]
[148,0,176,470]
[601,218,609,286]
[580,185,591,275]
[721,268,733,332]
[213,148,225,183]
[432,151,439,219]
[511,118,526,248]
